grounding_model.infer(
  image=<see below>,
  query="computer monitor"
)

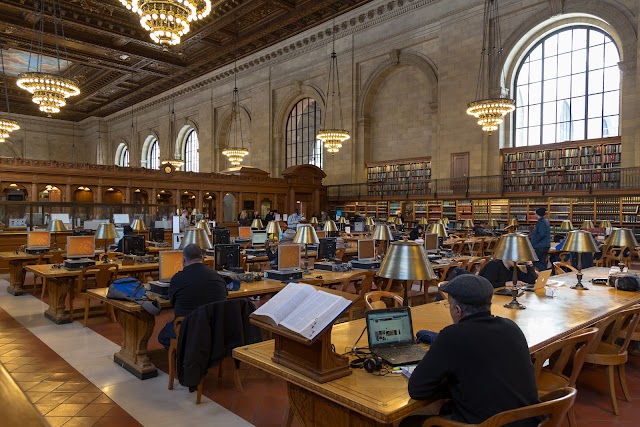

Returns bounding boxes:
[317,238,337,260]
[122,234,145,256]
[66,236,95,259]
[213,227,230,245]
[158,250,183,282]
[277,244,300,271]
[357,239,375,260]
[149,228,165,242]
[27,231,51,248]
[113,214,130,225]
[354,222,364,232]
[238,226,252,239]
[424,233,439,251]
[215,244,240,271]
[316,231,326,239]
[251,229,268,247]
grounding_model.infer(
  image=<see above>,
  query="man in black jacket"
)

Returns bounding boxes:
[479,259,537,288]
[158,244,228,349]
[402,275,539,427]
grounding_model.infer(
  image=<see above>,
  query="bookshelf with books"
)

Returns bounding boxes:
[443,201,457,222]
[621,197,640,224]
[457,200,473,221]
[548,197,572,223]
[595,197,620,225]
[508,199,529,222]
[489,199,509,222]
[571,197,595,224]
[366,158,432,197]
[427,201,443,221]
[414,201,427,220]
[472,200,490,221]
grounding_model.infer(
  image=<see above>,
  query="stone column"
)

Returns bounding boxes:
[618,60,638,167]
[273,132,282,177]
[356,116,371,182]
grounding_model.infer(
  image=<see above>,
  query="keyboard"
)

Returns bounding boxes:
[373,344,427,366]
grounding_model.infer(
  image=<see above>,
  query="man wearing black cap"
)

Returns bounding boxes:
[402,275,539,427]
[529,207,551,270]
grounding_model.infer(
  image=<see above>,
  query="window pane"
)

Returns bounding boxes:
[557,100,571,122]
[573,29,587,50]
[543,79,557,102]
[571,48,587,74]
[542,124,556,144]
[529,104,541,127]
[544,34,558,57]
[572,120,585,140]
[517,63,530,85]
[571,73,586,97]
[603,115,619,137]
[529,82,542,104]
[530,44,543,60]
[543,102,556,124]
[544,56,557,80]
[571,96,586,120]
[590,30,605,46]
[604,42,619,67]
[588,69,604,94]
[587,118,602,138]
[603,91,619,116]
[517,86,529,105]
[557,122,571,142]
[588,94,603,118]
[529,60,542,83]
[557,53,572,77]
[516,106,528,128]
[557,76,571,99]
[528,126,541,146]
[558,31,572,54]
[516,128,528,147]
[588,44,604,70]
[603,67,620,91]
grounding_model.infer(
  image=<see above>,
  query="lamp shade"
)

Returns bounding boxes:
[559,220,573,231]
[387,217,396,224]
[599,220,612,229]
[581,220,595,230]
[338,216,348,224]
[46,219,66,232]
[605,228,638,248]
[508,218,518,227]
[323,220,338,232]
[195,219,212,236]
[395,217,403,226]
[462,219,475,228]
[293,224,319,245]
[427,223,448,238]
[442,217,450,225]
[95,223,118,240]
[378,241,437,281]
[487,219,498,228]
[418,217,429,225]
[562,230,599,253]
[493,233,538,262]
[266,220,282,235]
[366,217,376,227]
[179,228,213,250]
[251,218,264,229]
[130,219,147,232]
[310,217,319,226]
[372,224,393,241]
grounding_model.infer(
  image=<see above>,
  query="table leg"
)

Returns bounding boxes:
[112,307,158,380]
[7,260,27,296]
[44,278,73,324]
[287,383,390,427]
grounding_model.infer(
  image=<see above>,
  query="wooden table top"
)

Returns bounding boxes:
[233,267,640,424]
[0,249,105,261]
[25,261,160,278]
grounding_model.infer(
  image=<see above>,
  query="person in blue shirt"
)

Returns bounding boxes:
[529,207,551,271]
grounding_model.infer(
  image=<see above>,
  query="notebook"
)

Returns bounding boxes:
[522,269,552,291]
[366,307,427,367]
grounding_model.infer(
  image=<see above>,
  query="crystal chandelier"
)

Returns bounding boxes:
[0,47,19,143]
[222,63,249,166]
[161,99,184,172]
[16,0,80,117]
[119,0,215,47]
[316,23,350,154]
[466,0,515,133]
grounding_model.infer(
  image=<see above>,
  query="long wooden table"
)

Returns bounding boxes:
[233,267,640,427]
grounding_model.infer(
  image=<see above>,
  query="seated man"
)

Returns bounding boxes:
[157,244,228,349]
[409,225,425,241]
[479,259,537,289]
[402,275,539,427]
[472,221,494,237]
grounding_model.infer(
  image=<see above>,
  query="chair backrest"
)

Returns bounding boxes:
[531,327,598,388]
[78,264,119,291]
[364,291,403,310]
[335,247,346,260]
[557,251,571,263]
[451,240,465,255]
[240,254,248,271]
[591,304,640,355]
[340,270,376,297]
[437,262,462,282]
[437,281,448,301]
[467,256,491,275]
[484,238,498,255]
[552,261,577,276]
[471,238,485,255]
[451,257,469,269]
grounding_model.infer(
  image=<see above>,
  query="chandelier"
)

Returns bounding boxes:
[119,0,215,47]
[16,0,80,117]
[222,63,249,166]
[316,23,350,154]
[161,99,184,173]
[0,47,19,143]
[466,0,515,133]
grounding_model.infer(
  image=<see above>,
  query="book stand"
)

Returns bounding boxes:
[250,318,351,383]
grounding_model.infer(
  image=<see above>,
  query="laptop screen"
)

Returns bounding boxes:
[358,239,375,260]
[28,231,51,248]
[159,250,183,281]
[251,230,268,246]
[366,307,415,349]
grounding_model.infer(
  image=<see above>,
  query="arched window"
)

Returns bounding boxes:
[286,98,322,169]
[184,130,199,172]
[115,143,130,167]
[514,26,620,146]
[148,138,160,169]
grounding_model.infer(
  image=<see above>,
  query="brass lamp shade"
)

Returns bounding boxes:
[395,217,403,226]
[427,223,448,238]
[46,219,66,232]
[266,220,282,235]
[366,217,376,227]
[323,220,338,232]
[179,228,213,250]
[130,219,147,232]
[462,219,475,228]
[251,218,264,229]
[581,220,595,230]
[338,216,348,224]
[605,228,638,248]
[378,241,437,281]
[508,218,518,227]
[372,225,393,241]
[387,217,396,224]
[418,217,429,225]
[95,223,118,241]
[293,224,320,245]
[442,217,450,225]
[493,233,538,262]
[310,217,319,226]
[195,220,212,236]
[562,230,599,253]
[599,220,612,229]
[559,220,573,231]
[487,219,498,228]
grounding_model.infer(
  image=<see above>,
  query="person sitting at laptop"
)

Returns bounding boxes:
[157,244,228,349]
[409,225,424,241]
[472,221,493,237]
[479,259,537,289]
[402,275,539,427]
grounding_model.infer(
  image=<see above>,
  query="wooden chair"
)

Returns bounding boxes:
[364,291,403,310]
[484,238,498,257]
[423,387,577,427]
[467,256,491,275]
[75,264,119,326]
[37,251,65,298]
[606,246,632,269]
[104,251,124,261]
[552,261,577,276]
[531,327,598,427]
[338,270,376,320]
[593,244,612,267]
[436,262,462,282]
[450,240,465,256]
[582,305,640,415]
[470,238,485,257]
[335,247,346,260]
[240,254,248,271]
[451,257,469,269]
[558,251,571,263]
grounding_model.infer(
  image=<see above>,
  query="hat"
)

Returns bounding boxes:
[535,207,547,216]
[440,274,494,305]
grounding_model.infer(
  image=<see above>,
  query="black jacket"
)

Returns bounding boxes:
[176,299,262,389]
[479,260,537,288]
[408,312,539,426]
[409,228,424,240]
[168,263,228,318]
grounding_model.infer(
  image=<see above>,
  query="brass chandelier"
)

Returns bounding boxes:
[119,0,215,47]
[316,24,349,154]
[466,0,515,133]
[222,63,249,166]
[16,0,80,117]
[0,47,19,143]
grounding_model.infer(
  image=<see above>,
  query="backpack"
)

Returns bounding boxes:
[107,277,161,315]
[614,275,640,292]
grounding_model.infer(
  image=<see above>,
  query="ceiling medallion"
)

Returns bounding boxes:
[119,0,216,48]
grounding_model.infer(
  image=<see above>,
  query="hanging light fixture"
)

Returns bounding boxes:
[316,22,350,154]
[466,0,515,133]
[222,62,249,166]
[0,46,19,143]
[161,99,184,173]
[16,0,80,117]
[119,0,215,49]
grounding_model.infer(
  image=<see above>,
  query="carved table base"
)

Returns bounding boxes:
[44,278,73,324]
[112,307,158,380]
[7,260,29,296]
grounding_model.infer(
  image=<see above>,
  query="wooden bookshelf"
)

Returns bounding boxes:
[366,158,432,197]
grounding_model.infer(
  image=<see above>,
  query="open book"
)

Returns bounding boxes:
[251,283,351,340]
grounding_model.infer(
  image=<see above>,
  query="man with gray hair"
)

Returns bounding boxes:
[401,275,539,427]
[158,244,228,348]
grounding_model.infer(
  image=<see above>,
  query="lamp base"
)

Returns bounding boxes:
[570,272,588,290]
[504,288,526,310]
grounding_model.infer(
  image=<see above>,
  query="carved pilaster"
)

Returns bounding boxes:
[548,0,565,16]
[618,61,637,78]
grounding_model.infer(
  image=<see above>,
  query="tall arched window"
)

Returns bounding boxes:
[148,139,160,169]
[115,143,130,167]
[286,98,322,169]
[184,129,199,172]
[514,26,620,146]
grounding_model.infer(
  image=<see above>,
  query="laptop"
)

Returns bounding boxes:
[366,307,427,367]
[522,269,552,291]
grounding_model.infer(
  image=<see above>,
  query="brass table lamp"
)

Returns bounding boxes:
[310,217,319,228]
[493,233,538,309]
[580,220,595,231]
[130,219,147,234]
[338,216,348,232]
[599,219,612,228]
[365,216,376,233]
[507,218,518,230]
[293,224,319,273]
[195,219,212,236]
[418,217,428,225]
[46,219,66,250]
[95,222,118,263]
[323,219,338,238]
[562,230,599,290]
[179,228,213,250]
[378,241,437,306]
[488,218,498,229]
[462,219,474,237]
[251,218,264,229]
[442,217,450,225]
[605,228,638,272]
[266,220,282,241]
[559,220,573,232]
[372,224,393,258]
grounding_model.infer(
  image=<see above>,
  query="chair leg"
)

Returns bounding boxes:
[233,358,243,392]
[567,405,577,427]
[618,363,632,402]
[282,405,294,427]
[83,297,90,327]
[607,365,620,415]
[168,344,175,390]
[196,378,204,404]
